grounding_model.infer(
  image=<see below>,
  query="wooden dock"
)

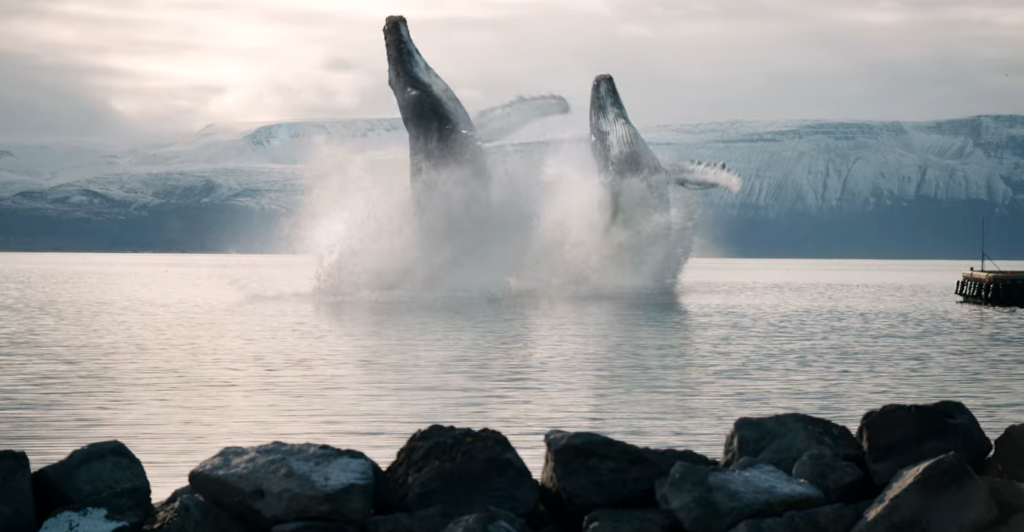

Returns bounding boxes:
[956,270,1024,307]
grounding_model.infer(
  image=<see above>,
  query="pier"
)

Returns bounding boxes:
[955,270,1024,307]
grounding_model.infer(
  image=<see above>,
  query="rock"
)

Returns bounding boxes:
[855,401,991,485]
[0,450,35,532]
[385,425,538,516]
[722,414,863,474]
[850,452,997,532]
[982,477,1024,524]
[366,504,463,532]
[440,508,531,532]
[32,440,153,528]
[39,507,131,532]
[540,430,714,524]
[990,425,1024,482]
[271,522,361,532]
[726,501,870,532]
[984,513,1024,532]
[143,486,249,532]
[729,458,771,471]
[792,450,868,503]
[582,508,683,532]
[188,442,378,530]
[656,461,826,532]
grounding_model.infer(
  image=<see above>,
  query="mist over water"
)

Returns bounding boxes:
[305,141,698,296]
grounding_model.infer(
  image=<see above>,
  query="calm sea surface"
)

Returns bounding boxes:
[1,253,1022,500]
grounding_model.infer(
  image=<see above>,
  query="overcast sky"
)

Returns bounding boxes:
[1,0,1022,142]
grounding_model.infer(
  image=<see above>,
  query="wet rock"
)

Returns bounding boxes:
[656,461,826,532]
[726,501,870,532]
[990,425,1024,482]
[365,505,463,532]
[188,442,378,530]
[540,430,713,524]
[792,450,868,503]
[32,440,153,528]
[0,450,35,532]
[440,508,531,532]
[143,486,248,532]
[582,508,682,532]
[385,426,538,516]
[850,452,997,532]
[39,507,131,532]
[855,401,991,485]
[722,414,862,474]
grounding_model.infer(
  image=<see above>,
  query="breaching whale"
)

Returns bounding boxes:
[586,73,742,285]
[589,73,741,224]
[383,15,569,216]
[382,15,570,288]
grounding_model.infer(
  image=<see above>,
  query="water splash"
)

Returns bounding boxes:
[303,140,699,298]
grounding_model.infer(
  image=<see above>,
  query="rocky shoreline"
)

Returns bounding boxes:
[3,400,1024,532]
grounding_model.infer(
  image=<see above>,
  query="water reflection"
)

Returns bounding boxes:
[1,254,1023,501]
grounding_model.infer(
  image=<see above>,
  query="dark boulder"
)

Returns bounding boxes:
[855,401,991,485]
[982,477,1024,527]
[791,450,869,503]
[189,442,378,531]
[656,461,826,532]
[722,414,862,474]
[726,501,870,532]
[0,450,35,532]
[983,513,1024,532]
[365,505,463,532]
[143,486,249,532]
[32,440,153,528]
[850,452,997,532]
[271,521,361,532]
[989,424,1024,482]
[540,430,713,525]
[582,508,683,532]
[385,426,538,516]
[440,508,531,532]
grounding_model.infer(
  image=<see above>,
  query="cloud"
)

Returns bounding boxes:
[0,0,1022,142]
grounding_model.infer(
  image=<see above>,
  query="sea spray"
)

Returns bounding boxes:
[304,140,699,297]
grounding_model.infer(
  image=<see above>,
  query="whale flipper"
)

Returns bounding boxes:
[668,161,743,192]
[474,95,571,143]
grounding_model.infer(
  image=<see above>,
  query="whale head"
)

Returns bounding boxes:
[590,74,631,132]
[384,15,475,147]
[589,73,663,181]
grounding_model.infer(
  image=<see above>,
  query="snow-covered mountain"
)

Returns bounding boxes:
[1,115,1022,256]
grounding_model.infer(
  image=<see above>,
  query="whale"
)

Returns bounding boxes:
[383,15,569,217]
[589,73,741,225]
[587,73,743,284]
[382,15,570,287]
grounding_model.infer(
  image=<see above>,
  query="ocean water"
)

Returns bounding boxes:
[1,252,1022,500]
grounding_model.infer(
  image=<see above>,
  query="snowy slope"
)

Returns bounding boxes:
[644,115,1024,217]
[1,115,1021,255]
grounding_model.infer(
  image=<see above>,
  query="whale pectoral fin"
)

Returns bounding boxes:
[667,161,743,192]
[474,94,571,143]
